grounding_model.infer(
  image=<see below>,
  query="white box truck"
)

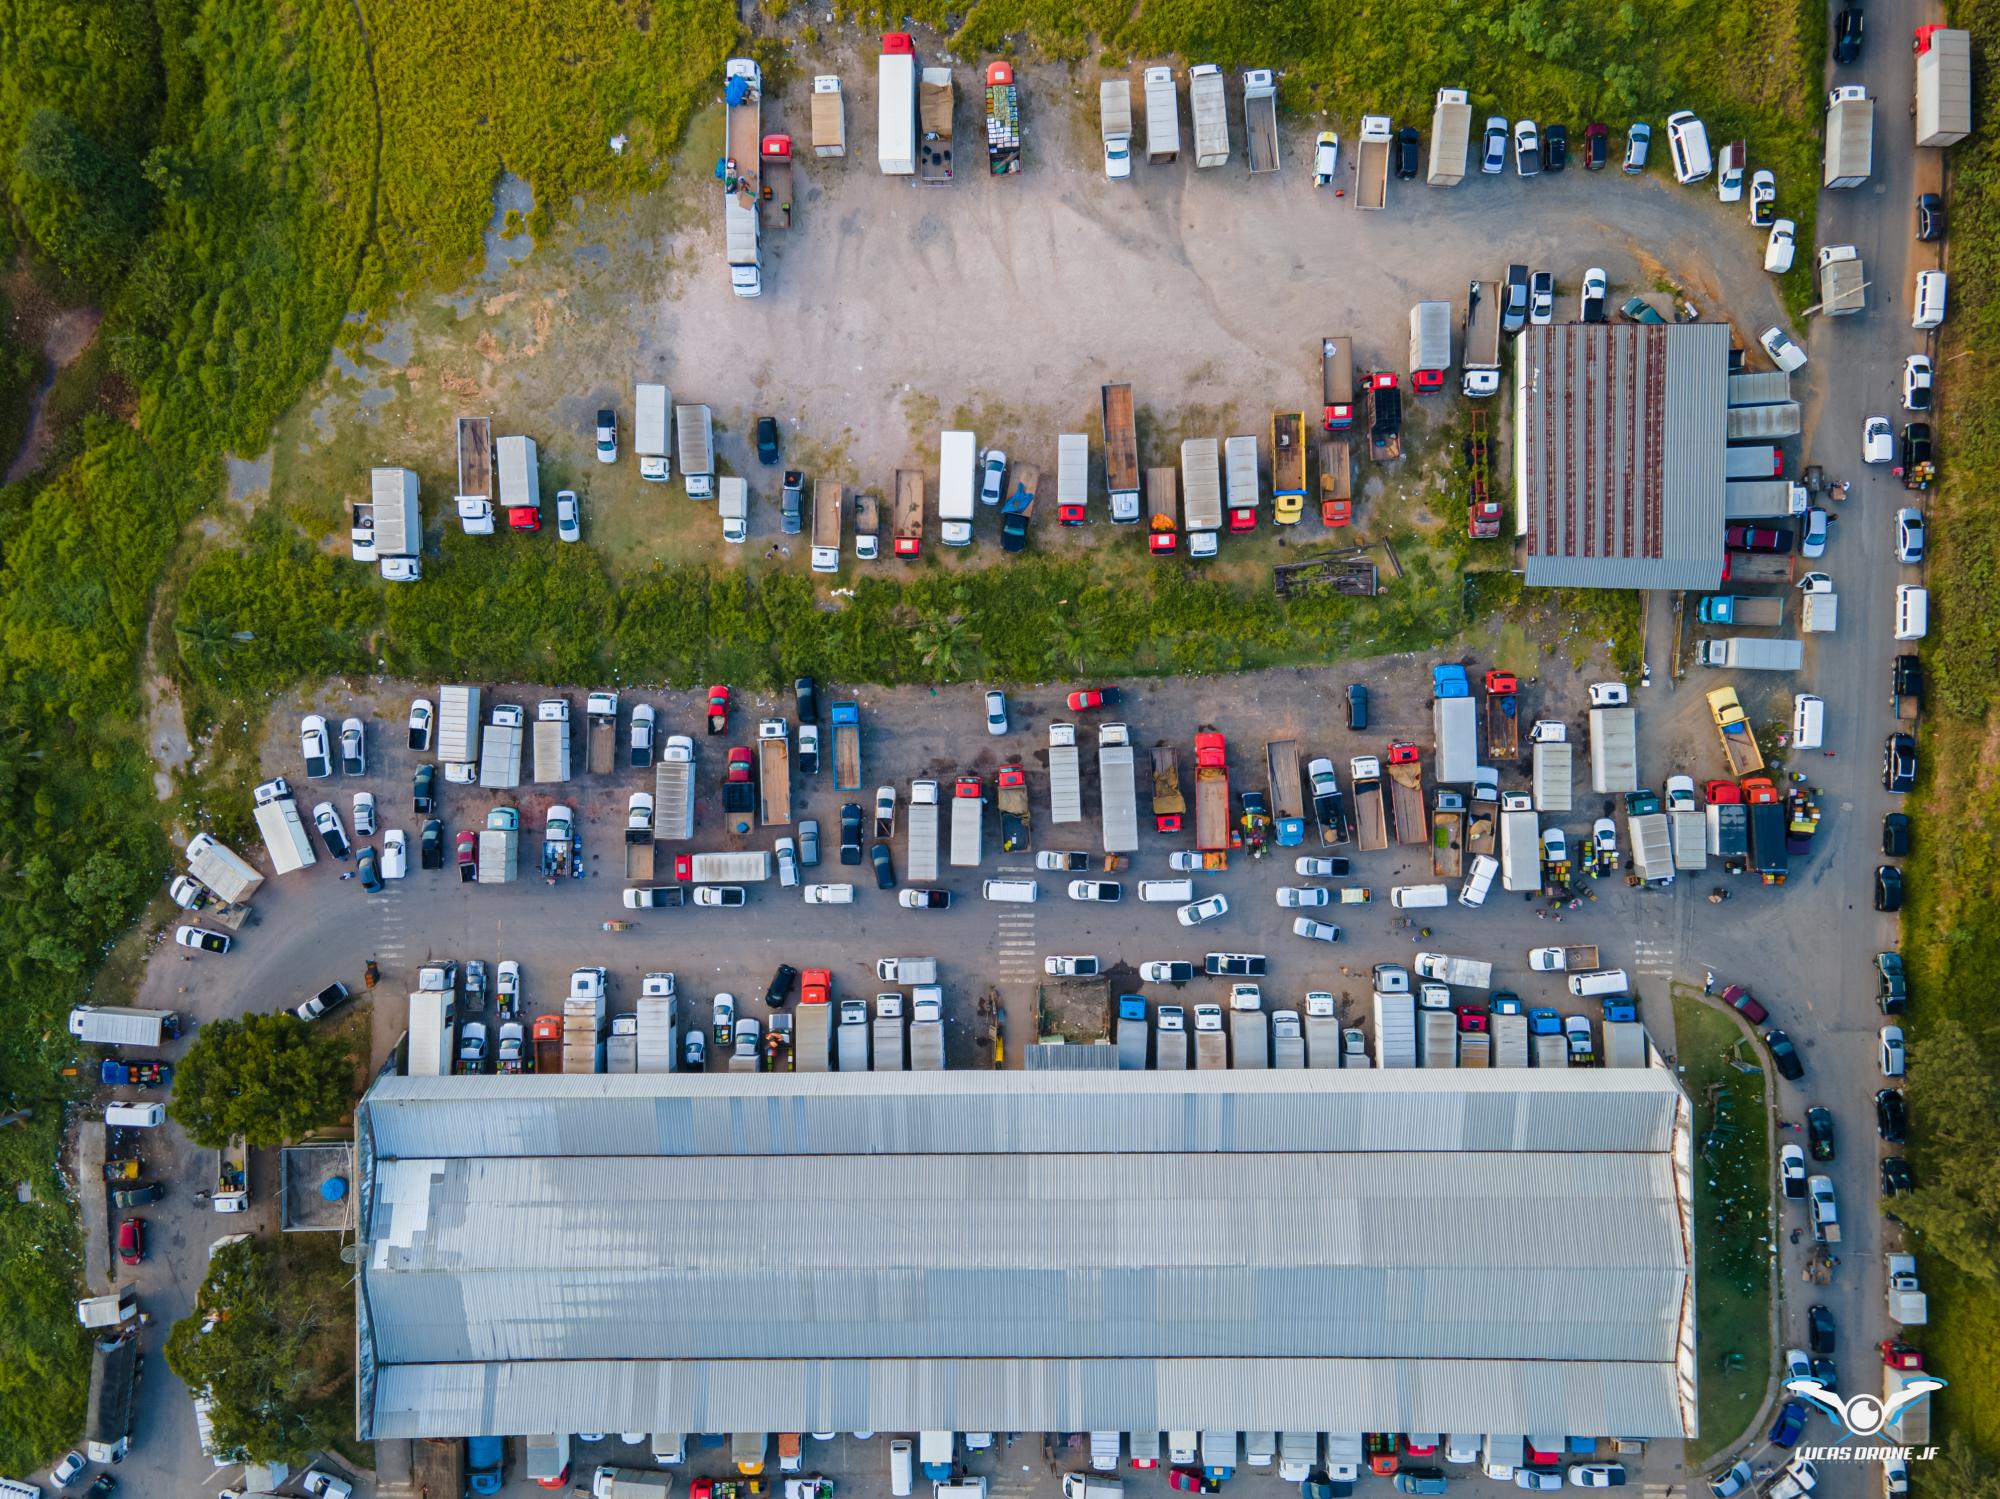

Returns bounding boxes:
[939,429,977,545]
[1144,67,1180,162]
[369,466,422,581]
[879,35,918,175]
[1915,26,1972,148]
[906,778,940,880]
[1181,438,1222,555]
[634,382,671,481]
[676,404,715,498]
[252,779,316,875]
[1188,64,1229,167]
[1499,793,1539,892]
[1428,88,1471,184]
[1823,85,1874,190]
[1048,725,1082,824]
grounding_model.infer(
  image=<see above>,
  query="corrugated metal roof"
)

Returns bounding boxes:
[369,1356,1686,1443]
[1516,322,1728,591]
[359,1070,1692,1442]
[1023,1043,1122,1070]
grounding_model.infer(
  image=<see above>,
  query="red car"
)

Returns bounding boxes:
[1166,1471,1215,1494]
[1456,1006,1488,1033]
[118,1219,145,1266]
[1705,779,1742,805]
[1066,687,1123,712]
[1721,983,1768,1025]
[536,1459,571,1491]
[1726,524,1792,553]
[706,684,731,734]
[456,830,477,870]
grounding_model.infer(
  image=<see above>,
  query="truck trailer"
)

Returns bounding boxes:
[878,35,917,175]
[1915,25,1973,148]
[1099,724,1140,853]
[1101,384,1141,523]
[1048,725,1082,824]
[1428,89,1471,184]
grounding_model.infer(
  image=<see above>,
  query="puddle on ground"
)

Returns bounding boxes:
[226,451,273,503]
[364,320,415,366]
[484,173,538,277]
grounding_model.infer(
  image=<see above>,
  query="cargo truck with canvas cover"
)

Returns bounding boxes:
[1823,85,1874,189]
[1048,725,1082,824]
[533,698,571,784]
[1430,665,1477,785]
[906,779,940,881]
[1500,793,1539,892]
[186,833,262,906]
[1057,432,1090,525]
[1727,402,1802,441]
[496,434,541,530]
[1531,723,1572,813]
[1373,991,1415,1068]
[1193,730,1230,852]
[479,704,524,789]
[1144,67,1180,162]
[1101,384,1140,523]
[653,736,694,840]
[634,384,671,482]
[1915,25,1972,147]
[1408,301,1452,392]
[1188,64,1229,167]
[1228,985,1268,1068]
[1428,89,1471,184]
[253,779,316,875]
[1180,438,1222,555]
[1099,724,1140,853]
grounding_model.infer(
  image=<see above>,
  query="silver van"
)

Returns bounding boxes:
[981,878,1040,903]
[1390,883,1449,909]
[1895,584,1929,641]
[105,1102,165,1128]
[1792,694,1825,751]
[1137,878,1195,903]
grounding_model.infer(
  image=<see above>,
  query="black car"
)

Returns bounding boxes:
[1877,951,1908,1014]
[1810,1357,1838,1392]
[112,1182,166,1209]
[1501,263,1531,334]
[1393,126,1421,180]
[1876,1087,1908,1143]
[1542,122,1568,173]
[1764,1028,1804,1081]
[1893,653,1923,707]
[1882,812,1911,857]
[1883,733,1917,793]
[839,802,863,865]
[1875,865,1904,912]
[780,469,804,534]
[1806,1106,1834,1162]
[1204,953,1268,978]
[1582,121,1608,170]
[1808,1303,1836,1356]
[1916,192,1943,241]
[756,415,781,465]
[420,818,443,869]
[1902,422,1934,484]
[1834,6,1864,64]
[413,763,437,815]
[870,842,895,889]
[795,675,818,725]
[1881,1156,1915,1196]
[1346,683,1369,731]
[764,963,799,1008]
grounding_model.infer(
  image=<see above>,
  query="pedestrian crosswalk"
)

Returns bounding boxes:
[1630,937,1678,981]
[993,866,1039,982]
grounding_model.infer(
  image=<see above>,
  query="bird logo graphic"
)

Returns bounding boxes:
[1785,1377,1946,1438]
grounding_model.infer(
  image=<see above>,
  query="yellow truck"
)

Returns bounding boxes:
[1706,688,1765,777]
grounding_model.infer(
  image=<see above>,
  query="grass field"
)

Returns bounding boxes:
[1672,993,1774,1468]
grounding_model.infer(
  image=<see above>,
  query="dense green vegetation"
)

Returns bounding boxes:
[163,1236,354,1465]
[1673,995,1772,1465]
[1899,0,2000,1467]
[168,1013,356,1148]
[0,0,1817,1472]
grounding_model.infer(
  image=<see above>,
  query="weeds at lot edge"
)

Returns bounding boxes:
[1671,992,1773,1467]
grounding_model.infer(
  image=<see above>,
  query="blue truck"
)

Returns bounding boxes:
[1000,463,1039,553]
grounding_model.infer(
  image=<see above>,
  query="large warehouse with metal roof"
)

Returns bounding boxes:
[355,1069,1698,1444]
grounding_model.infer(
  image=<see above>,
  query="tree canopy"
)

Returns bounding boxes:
[167,1013,354,1148]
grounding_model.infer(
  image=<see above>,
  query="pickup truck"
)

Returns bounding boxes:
[1808,1174,1841,1243]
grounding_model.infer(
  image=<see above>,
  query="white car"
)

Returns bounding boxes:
[1568,1468,1626,1490]
[497,960,521,1007]
[168,875,206,910]
[1783,1347,1812,1382]
[1529,271,1555,325]
[733,1016,761,1064]
[407,698,433,751]
[351,790,376,836]
[1760,325,1808,373]
[1895,508,1925,565]
[1104,135,1132,179]
[802,883,853,904]
[1295,856,1345,876]
[1481,116,1509,174]
[1177,893,1229,926]
[1579,266,1607,322]
[978,449,1008,507]
[1764,218,1796,274]
[176,925,232,953]
[1590,816,1617,864]
[1275,886,1329,907]
[312,801,350,859]
[984,688,1008,735]
[556,488,581,542]
[302,1472,355,1499]
[1665,775,1697,814]
[1863,416,1894,464]
[380,828,407,879]
[1140,960,1195,983]
[1780,1142,1807,1197]
[775,836,799,888]
[1748,168,1776,223]
[1045,956,1101,977]
[1800,506,1829,560]
[1068,880,1122,902]
[1313,130,1339,185]
[1542,826,1568,864]
[339,716,366,775]
[50,1453,85,1491]
[1880,1025,1906,1077]
[300,714,332,779]
[1293,918,1341,943]
[1514,118,1540,175]
[1903,353,1934,411]
[1517,1472,1563,1492]
[712,994,735,1043]
[1796,571,1834,593]
[695,885,747,907]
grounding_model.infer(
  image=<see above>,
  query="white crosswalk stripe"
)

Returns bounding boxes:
[1630,938,1678,977]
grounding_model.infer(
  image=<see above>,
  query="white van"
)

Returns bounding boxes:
[1895,584,1929,640]
[0,1479,43,1499]
[1482,1434,1524,1481]
[1666,110,1712,183]
[1390,883,1449,909]
[1912,270,1948,330]
[1567,968,1631,998]
[981,878,1040,903]
[889,1439,914,1498]
[105,1102,165,1128]
[1137,878,1194,903]
[1792,694,1825,751]
[1458,854,1498,908]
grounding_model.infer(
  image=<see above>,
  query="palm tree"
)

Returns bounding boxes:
[914,609,979,684]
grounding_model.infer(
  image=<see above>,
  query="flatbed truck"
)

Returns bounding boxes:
[832,701,861,790]
[1152,743,1185,834]
[1349,756,1388,852]
[811,480,843,573]
[1431,790,1464,879]
[1697,594,1786,627]
[1265,739,1305,846]
[1356,116,1392,208]
[757,719,791,826]
[1484,670,1519,759]
[1242,70,1279,174]
[997,764,1031,852]
[892,469,924,557]
[1193,730,1230,851]
[1707,688,1765,776]
[1386,743,1427,846]
[1101,384,1141,523]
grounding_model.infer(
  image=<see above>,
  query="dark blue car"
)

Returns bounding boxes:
[1769,1400,1808,1448]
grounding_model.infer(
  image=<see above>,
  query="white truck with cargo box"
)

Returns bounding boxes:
[252,778,317,875]
[185,832,263,906]
[594,1467,674,1499]
[366,465,422,580]
[1695,637,1804,671]
[653,735,695,840]
[1304,993,1341,1068]
[1144,67,1180,162]
[1188,64,1229,167]
[1270,1010,1304,1068]
[1670,805,1706,872]
[939,430,976,545]
[1228,987,1267,1068]
[1818,244,1866,316]
[1915,25,1972,148]
[1602,1020,1647,1068]
[1588,684,1637,795]
[676,404,715,498]
[1462,279,1501,397]
[1432,691,1478,785]
[1098,723,1140,853]
[1180,437,1222,554]
[70,1006,177,1048]
[479,704,524,789]
[407,989,455,1077]
[1886,1253,1928,1326]
[1801,591,1837,634]
[1724,480,1807,519]
[1421,1008,1456,1067]
[837,1000,871,1071]
[909,991,945,1070]
[906,778,941,880]
[1373,991,1416,1068]
[1823,85,1874,189]
[1727,402,1803,440]
[1428,88,1471,184]
[871,994,907,1070]
[1530,723,1572,813]
[1058,431,1090,524]
[636,979,677,1074]
[533,698,571,783]
[1099,79,1133,170]
[634,383,671,481]
[717,475,748,544]
[1416,951,1492,989]
[496,434,541,528]
[1491,1011,1529,1068]
[1047,725,1082,824]
[438,684,480,768]
[1499,792,1539,892]
[878,35,917,175]
[676,851,770,883]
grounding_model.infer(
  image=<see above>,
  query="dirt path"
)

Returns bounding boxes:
[4,303,100,485]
